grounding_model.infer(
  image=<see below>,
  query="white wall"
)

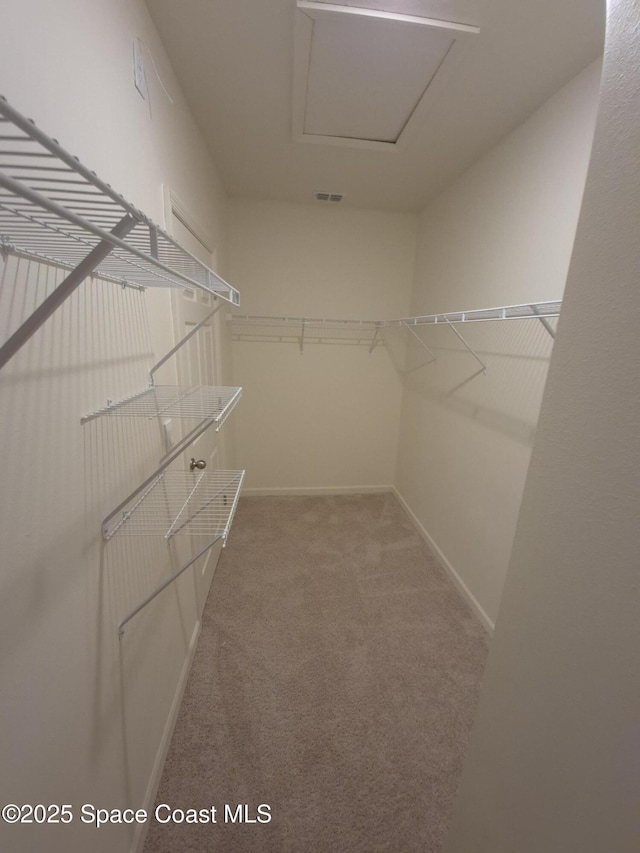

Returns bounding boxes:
[395,61,601,629]
[228,200,416,493]
[0,2,231,851]
[445,0,640,849]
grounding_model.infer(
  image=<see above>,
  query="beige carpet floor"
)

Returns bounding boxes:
[143,493,489,853]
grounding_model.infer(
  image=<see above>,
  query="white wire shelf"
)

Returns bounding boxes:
[81,385,242,426]
[229,301,561,357]
[112,468,245,634]
[104,469,245,541]
[231,302,561,331]
[230,314,383,350]
[231,315,380,328]
[0,96,240,303]
[388,301,561,326]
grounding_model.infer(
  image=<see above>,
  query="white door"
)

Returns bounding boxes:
[167,197,226,615]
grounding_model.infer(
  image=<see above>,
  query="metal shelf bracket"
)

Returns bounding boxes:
[148,302,222,386]
[0,212,138,370]
[114,468,245,636]
[444,317,487,374]
[531,303,556,339]
[401,319,437,364]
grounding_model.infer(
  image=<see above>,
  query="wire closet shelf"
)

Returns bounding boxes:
[0,96,240,302]
[81,384,242,427]
[231,314,382,350]
[111,468,245,636]
[389,301,561,326]
[232,302,561,331]
[230,301,561,356]
[104,469,245,542]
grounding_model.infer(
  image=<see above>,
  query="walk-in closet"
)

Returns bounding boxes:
[1,1,639,852]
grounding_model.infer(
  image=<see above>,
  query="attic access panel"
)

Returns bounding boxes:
[293,1,479,150]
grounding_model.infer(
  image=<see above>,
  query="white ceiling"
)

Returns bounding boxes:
[145,0,605,213]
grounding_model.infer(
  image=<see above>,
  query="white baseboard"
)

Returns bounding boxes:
[242,485,394,497]
[242,483,494,634]
[131,619,202,853]
[391,487,494,636]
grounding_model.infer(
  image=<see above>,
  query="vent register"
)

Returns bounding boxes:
[313,191,344,202]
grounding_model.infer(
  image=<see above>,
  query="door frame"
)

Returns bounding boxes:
[162,185,225,610]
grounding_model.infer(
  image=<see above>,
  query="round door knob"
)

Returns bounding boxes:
[190,458,207,471]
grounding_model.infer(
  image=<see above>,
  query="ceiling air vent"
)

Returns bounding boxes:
[314,191,344,202]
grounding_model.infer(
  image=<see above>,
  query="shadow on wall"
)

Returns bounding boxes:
[86,414,198,811]
[85,365,214,825]
[384,316,556,447]
[0,252,202,845]
[0,255,158,673]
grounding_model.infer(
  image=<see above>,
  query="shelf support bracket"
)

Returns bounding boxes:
[401,320,437,363]
[446,367,487,396]
[368,323,382,354]
[444,318,487,374]
[531,304,556,339]
[299,318,306,354]
[149,302,222,385]
[0,213,138,371]
[117,532,223,636]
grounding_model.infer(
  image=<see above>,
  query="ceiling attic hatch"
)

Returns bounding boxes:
[293,1,479,151]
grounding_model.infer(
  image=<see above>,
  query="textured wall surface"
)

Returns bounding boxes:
[446,0,640,849]
[396,62,601,626]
